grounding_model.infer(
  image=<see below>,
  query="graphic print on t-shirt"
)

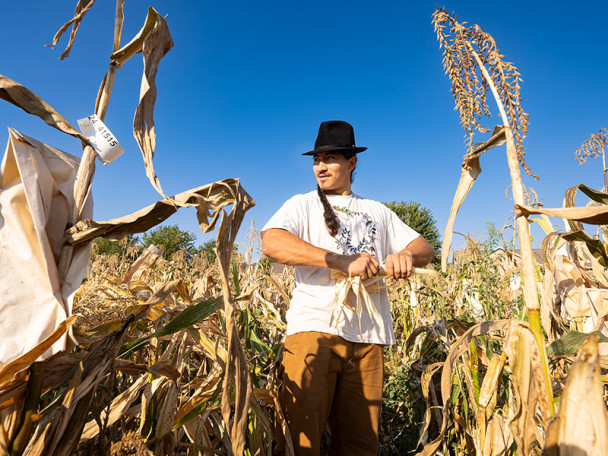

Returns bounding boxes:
[332,206,378,255]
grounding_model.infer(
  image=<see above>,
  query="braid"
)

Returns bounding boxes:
[317,185,340,235]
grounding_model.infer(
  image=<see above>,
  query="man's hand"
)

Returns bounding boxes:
[385,237,436,280]
[385,250,414,280]
[341,253,379,280]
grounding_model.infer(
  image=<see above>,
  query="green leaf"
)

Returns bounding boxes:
[120,296,222,355]
[232,260,241,297]
[248,328,271,362]
[561,230,608,267]
[547,330,608,358]
[172,376,223,429]
[578,184,608,205]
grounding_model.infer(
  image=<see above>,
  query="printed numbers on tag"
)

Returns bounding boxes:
[77,114,125,165]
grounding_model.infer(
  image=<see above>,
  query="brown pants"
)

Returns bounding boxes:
[279,331,384,456]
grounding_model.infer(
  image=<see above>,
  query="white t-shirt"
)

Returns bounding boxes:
[262,190,420,345]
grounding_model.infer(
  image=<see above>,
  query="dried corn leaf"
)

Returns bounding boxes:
[187,328,228,364]
[540,268,558,342]
[46,0,96,60]
[128,281,154,296]
[149,360,181,380]
[417,319,511,456]
[110,7,159,66]
[114,359,149,376]
[122,244,162,284]
[417,362,443,449]
[81,319,123,343]
[544,337,608,455]
[0,76,87,142]
[64,178,254,244]
[504,321,550,455]
[140,279,190,308]
[182,409,213,451]
[0,316,77,385]
[132,8,173,198]
[516,203,608,225]
[80,374,147,441]
[441,126,506,271]
[483,415,513,456]
[478,353,506,409]
[155,379,179,440]
[27,317,133,455]
[554,255,591,320]
[215,179,255,456]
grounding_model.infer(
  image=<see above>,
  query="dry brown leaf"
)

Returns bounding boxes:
[25,317,133,455]
[110,7,159,66]
[441,126,506,271]
[64,178,255,245]
[121,244,162,284]
[149,360,181,380]
[132,7,174,199]
[0,75,87,142]
[417,363,443,449]
[154,379,179,441]
[504,321,550,455]
[215,177,255,455]
[0,316,77,385]
[516,203,608,225]
[479,352,506,410]
[113,359,149,376]
[80,374,147,441]
[416,319,512,456]
[554,255,591,320]
[46,0,96,60]
[0,396,22,452]
[483,415,513,456]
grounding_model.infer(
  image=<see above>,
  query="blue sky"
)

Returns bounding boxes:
[2,1,607,255]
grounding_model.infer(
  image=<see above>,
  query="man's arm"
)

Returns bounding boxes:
[385,236,435,280]
[261,228,380,280]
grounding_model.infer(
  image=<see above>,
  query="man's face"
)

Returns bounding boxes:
[313,151,357,195]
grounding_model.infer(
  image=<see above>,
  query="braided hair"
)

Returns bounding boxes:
[317,185,340,235]
[316,151,357,235]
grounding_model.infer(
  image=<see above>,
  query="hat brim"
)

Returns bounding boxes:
[302,145,367,156]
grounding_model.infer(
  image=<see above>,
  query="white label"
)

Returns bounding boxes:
[77,114,124,165]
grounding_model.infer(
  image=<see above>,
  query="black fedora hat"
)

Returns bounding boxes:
[302,120,367,156]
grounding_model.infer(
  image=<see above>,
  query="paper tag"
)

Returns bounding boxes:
[77,114,124,165]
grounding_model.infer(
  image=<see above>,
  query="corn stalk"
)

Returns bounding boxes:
[56,0,126,284]
[432,6,554,419]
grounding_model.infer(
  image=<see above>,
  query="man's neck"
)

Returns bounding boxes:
[323,188,352,196]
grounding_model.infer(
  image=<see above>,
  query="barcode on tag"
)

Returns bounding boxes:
[77,114,125,165]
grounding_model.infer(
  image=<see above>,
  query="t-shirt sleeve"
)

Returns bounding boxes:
[261,196,303,237]
[384,207,421,254]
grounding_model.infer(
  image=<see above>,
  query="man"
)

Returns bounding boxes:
[261,120,435,455]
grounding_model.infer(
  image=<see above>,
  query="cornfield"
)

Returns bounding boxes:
[2,3,608,456]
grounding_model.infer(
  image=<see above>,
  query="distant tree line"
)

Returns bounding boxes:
[93,225,216,261]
